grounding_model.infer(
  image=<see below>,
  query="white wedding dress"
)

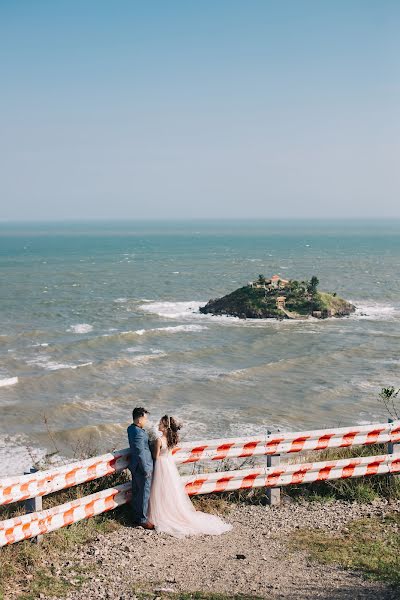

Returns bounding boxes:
[148,439,232,537]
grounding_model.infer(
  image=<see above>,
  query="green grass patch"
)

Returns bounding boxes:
[289,512,400,587]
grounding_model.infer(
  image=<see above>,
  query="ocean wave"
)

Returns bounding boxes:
[138,300,310,327]
[0,376,18,387]
[67,323,94,334]
[351,301,399,321]
[139,301,205,319]
[139,300,245,325]
[26,357,93,371]
[114,352,168,366]
[126,347,163,354]
[132,324,207,336]
[0,434,48,477]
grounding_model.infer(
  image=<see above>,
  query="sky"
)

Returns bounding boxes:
[0,1,399,221]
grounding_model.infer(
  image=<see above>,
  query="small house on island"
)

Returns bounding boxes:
[251,274,289,290]
[269,274,289,289]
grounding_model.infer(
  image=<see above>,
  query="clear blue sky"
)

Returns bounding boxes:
[0,1,399,220]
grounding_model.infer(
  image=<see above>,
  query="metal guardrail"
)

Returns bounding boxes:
[1,420,399,546]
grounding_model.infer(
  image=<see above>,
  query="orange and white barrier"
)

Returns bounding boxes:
[0,482,131,547]
[0,448,130,507]
[182,452,400,496]
[1,421,399,507]
[1,452,399,546]
[173,421,400,463]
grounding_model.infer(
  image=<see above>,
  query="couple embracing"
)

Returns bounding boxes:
[127,407,232,538]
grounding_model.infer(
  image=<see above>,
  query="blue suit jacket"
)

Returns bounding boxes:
[127,424,153,477]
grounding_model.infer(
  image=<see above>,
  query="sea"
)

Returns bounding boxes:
[1,219,400,477]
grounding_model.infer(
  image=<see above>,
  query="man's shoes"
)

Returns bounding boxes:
[133,521,155,530]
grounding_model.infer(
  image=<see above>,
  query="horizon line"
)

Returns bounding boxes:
[1,216,400,224]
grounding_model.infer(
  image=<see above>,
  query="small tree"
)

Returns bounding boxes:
[377,387,400,419]
[257,274,266,285]
[308,276,319,295]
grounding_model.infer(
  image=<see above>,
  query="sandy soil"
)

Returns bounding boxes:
[43,498,400,600]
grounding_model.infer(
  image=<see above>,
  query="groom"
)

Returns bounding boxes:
[127,407,154,529]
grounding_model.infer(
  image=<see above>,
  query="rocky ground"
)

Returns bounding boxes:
[43,498,400,600]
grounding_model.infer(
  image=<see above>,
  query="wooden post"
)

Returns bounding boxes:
[24,467,42,544]
[266,431,281,506]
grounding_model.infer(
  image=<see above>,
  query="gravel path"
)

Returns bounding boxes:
[44,498,400,600]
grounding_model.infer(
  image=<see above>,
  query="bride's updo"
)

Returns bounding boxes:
[161,415,182,449]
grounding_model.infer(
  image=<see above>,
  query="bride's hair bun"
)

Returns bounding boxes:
[170,416,182,432]
[161,414,182,448]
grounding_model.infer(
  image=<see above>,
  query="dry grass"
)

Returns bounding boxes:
[289,512,400,587]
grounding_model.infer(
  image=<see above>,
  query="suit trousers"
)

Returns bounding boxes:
[131,470,152,524]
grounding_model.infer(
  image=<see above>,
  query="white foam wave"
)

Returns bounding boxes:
[0,376,18,387]
[132,324,207,336]
[26,357,93,371]
[126,347,164,356]
[351,301,399,321]
[127,352,167,364]
[140,301,205,319]
[0,435,48,477]
[114,298,128,303]
[67,323,93,334]
[138,300,304,327]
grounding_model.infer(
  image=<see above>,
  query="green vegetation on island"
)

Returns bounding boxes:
[200,274,356,319]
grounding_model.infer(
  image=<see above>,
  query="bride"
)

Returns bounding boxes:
[148,415,232,537]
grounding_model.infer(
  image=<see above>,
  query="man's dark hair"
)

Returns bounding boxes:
[132,407,149,421]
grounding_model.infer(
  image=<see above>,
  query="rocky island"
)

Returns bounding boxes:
[200,274,356,320]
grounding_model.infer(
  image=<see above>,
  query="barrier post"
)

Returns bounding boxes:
[388,419,400,478]
[24,467,42,544]
[266,431,281,506]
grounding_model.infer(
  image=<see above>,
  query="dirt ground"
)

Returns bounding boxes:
[43,498,400,600]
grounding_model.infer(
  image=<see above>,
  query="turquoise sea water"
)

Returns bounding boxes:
[1,220,400,476]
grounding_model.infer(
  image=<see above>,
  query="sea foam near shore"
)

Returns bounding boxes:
[0,376,18,387]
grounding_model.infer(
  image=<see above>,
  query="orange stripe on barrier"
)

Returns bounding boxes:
[341,461,358,478]
[365,458,385,476]
[315,433,334,450]
[239,441,260,458]
[340,431,358,447]
[391,427,400,442]
[317,464,333,480]
[291,465,312,485]
[393,458,400,472]
[184,446,209,463]
[241,473,259,488]
[365,428,386,444]
[266,469,285,487]
[265,437,284,454]
[184,478,208,495]
[289,436,310,453]
[214,475,234,493]
[214,442,235,460]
